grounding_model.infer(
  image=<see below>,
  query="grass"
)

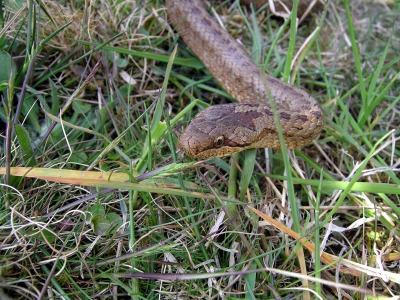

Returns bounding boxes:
[1,0,399,299]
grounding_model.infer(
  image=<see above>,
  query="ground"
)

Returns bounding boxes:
[0,0,399,299]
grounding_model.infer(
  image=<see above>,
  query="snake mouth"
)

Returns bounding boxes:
[192,147,243,159]
[179,141,244,159]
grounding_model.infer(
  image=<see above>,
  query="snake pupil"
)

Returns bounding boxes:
[214,136,224,148]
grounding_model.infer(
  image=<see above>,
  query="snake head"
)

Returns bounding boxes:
[177,103,277,158]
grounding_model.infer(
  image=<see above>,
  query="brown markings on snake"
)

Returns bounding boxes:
[235,76,242,85]
[182,21,191,31]
[224,140,243,147]
[212,29,222,37]
[232,111,264,132]
[191,6,201,14]
[312,111,322,119]
[264,109,273,117]
[201,18,211,26]
[280,112,291,120]
[268,77,279,84]
[166,0,324,158]
[296,115,308,122]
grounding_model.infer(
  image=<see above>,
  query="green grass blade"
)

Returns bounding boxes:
[344,0,367,115]
[239,149,257,202]
[320,130,395,227]
[75,39,203,69]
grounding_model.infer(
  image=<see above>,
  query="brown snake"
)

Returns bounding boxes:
[167,0,324,159]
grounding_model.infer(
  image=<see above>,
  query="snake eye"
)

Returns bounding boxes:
[213,136,224,148]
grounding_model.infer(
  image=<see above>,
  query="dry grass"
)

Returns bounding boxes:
[0,0,399,299]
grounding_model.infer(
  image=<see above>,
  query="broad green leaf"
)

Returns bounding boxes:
[91,215,112,236]
[87,204,105,217]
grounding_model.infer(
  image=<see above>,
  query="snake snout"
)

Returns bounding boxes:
[177,132,202,158]
[177,124,215,158]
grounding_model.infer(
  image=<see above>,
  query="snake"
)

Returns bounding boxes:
[166,0,324,159]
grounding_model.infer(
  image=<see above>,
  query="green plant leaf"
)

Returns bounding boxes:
[106,212,123,233]
[27,228,56,244]
[0,51,17,91]
[91,215,112,236]
[87,204,106,217]
[72,100,92,115]
[15,124,36,167]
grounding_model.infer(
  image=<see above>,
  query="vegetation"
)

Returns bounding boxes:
[0,0,399,298]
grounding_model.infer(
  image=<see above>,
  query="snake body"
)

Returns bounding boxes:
[167,0,324,159]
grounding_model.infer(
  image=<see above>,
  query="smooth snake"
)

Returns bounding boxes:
[166,0,324,158]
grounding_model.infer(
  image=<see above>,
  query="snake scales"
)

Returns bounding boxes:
[167,0,324,158]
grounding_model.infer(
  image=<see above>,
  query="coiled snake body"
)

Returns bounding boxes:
[167,0,324,158]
